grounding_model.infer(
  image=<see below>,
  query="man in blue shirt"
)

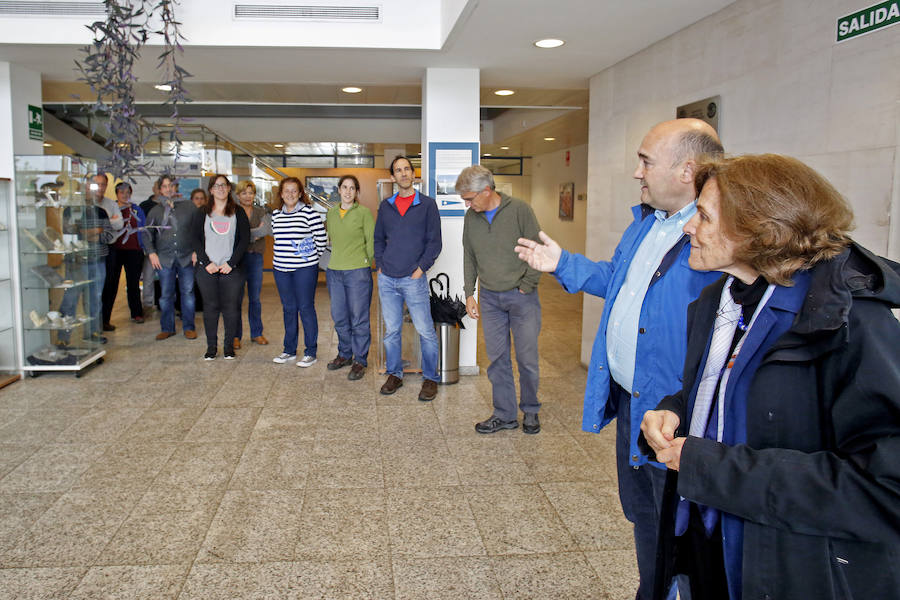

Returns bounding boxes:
[374,156,442,402]
[515,119,722,600]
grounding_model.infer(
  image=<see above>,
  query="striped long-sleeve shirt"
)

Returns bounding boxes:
[271,204,327,271]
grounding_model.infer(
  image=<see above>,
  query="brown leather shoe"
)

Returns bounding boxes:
[348,362,366,381]
[418,379,438,402]
[252,335,269,345]
[380,374,403,395]
[327,355,353,370]
[184,330,197,340]
[156,331,175,340]
[233,337,241,349]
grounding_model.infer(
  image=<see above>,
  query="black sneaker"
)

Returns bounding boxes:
[475,416,519,434]
[224,351,235,360]
[523,412,541,434]
[204,349,216,361]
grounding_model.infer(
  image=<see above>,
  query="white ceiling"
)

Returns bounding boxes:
[0,0,736,152]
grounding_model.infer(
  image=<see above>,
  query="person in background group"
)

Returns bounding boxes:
[139,179,161,311]
[324,174,374,381]
[234,180,271,349]
[515,119,722,600]
[189,188,208,313]
[101,182,146,328]
[640,154,900,600]
[373,156,441,401]
[59,175,115,345]
[270,177,327,367]
[457,165,543,434]
[91,174,124,333]
[191,175,250,360]
[143,175,199,341]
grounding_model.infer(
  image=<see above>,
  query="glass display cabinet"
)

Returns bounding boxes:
[15,155,105,377]
[0,177,19,388]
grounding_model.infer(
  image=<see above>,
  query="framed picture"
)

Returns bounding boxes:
[305,176,342,203]
[559,182,574,221]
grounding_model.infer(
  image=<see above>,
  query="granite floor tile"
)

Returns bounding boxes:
[119,407,204,442]
[464,485,578,555]
[315,405,379,442]
[68,564,188,599]
[208,378,275,407]
[512,434,614,483]
[0,493,62,551]
[491,552,601,599]
[0,490,141,567]
[95,505,216,565]
[541,482,634,551]
[583,549,640,599]
[197,490,305,563]
[55,408,145,444]
[72,442,177,491]
[152,443,244,490]
[380,438,461,487]
[306,440,384,489]
[294,488,388,560]
[393,556,502,600]
[0,408,90,444]
[0,443,107,493]
[290,559,394,599]
[250,407,318,441]
[376,404,444,440]
[0,566,86,599]
[387,487,485,558]
[448,437,536,485]
[228,441,312,490]
[184,407,261,442]
[178,562,296,600]
[0,444,39,480]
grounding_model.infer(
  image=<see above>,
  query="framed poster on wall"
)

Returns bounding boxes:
[427,142,479,217]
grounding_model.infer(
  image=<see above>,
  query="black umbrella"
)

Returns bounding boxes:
[429,272,466,328]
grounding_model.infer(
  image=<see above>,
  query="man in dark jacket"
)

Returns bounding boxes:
[374,156,442,402]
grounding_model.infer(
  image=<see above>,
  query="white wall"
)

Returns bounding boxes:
[530,144,588,255]
[583,0,900,365]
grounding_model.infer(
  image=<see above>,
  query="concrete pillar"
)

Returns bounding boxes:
[421,67,480,375]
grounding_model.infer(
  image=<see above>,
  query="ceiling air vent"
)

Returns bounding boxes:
[0,1,106,16]
[233,3,381,22]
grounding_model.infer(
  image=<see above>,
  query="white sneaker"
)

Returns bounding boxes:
[296,355,317,368]
[273,352,296,364]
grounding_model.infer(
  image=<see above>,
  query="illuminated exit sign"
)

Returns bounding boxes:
[837,1,900,42]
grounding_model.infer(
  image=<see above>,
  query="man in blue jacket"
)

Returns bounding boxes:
[374,155,442,402]
[515,119,722,600]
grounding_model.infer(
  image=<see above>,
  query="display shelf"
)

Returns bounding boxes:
[14,155,104,377]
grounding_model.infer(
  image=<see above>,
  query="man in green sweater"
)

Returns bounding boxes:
[457,165,543,434]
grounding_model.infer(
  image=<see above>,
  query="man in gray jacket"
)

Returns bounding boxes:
[457,165,543,434]
[142,175,198,340]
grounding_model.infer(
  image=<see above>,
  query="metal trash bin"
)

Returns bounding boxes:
[434,322,460,384]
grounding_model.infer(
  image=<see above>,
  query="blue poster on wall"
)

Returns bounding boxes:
[427,142,479,218]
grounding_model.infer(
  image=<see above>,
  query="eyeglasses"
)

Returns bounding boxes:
[211,183,229,189]
[461,189,485,204]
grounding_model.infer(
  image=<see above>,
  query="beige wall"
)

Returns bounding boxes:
[529,144,588,256]
[583,0,900,365]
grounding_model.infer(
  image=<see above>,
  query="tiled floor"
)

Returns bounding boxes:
[0,275,638,598]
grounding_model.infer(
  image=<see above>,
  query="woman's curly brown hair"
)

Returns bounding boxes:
[693,154,854,286]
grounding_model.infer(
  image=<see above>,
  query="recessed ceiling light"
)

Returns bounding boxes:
[500,146,509,150]
[543,137,556,141]
[154,84,173,91]
[342,86,362,94]
[273,144,284,148]
[494,89,515,96]
[534,38,565,49]
[483,153,492,156]
[42,142,52,147]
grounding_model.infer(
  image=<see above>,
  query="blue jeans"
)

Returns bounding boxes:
[480,287,541,421]
[273,266,318,357]
[378,272,438,381]
[237,251,264,340]
[59,258,105,339]
[157,261,195,333]
[326,267,373,366]
[614,383,678,600]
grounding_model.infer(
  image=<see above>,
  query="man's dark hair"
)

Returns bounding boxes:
[114,181,132,194]
[389,155,414,175]
[671,131,724,167]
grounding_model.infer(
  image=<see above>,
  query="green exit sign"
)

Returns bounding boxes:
[837,1,900,42]
[27,104,43,141]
